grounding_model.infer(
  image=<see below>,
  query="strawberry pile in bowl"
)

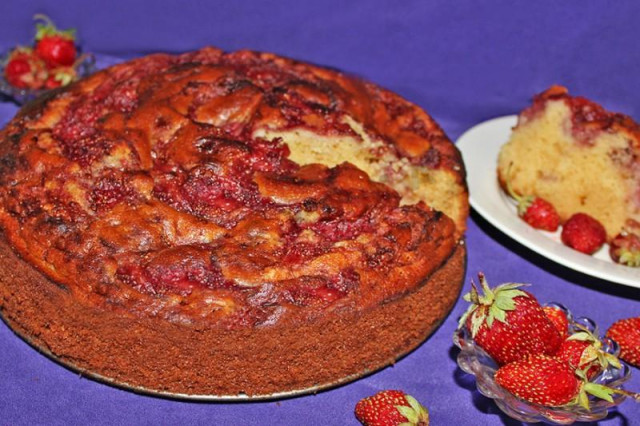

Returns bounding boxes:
[0,14,94,105]
[453,274,639,424]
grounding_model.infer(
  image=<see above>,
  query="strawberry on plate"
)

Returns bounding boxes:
[355,390,429,426]
[606,317,640,367]
[459,273,562,365]
[505,169,560,231]
[561,213,606,255]
[495,354,630,409]
[33,14,77,68]
[609,231,640,266]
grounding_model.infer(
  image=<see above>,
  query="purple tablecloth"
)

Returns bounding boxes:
[1,1,639,424]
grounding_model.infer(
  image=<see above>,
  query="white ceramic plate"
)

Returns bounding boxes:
[456,115,640,288]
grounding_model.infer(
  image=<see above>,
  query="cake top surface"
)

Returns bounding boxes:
[522,85,640,142]
[0,47,460,328]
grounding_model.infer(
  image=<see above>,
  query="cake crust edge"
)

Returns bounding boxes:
[0,233,465,397]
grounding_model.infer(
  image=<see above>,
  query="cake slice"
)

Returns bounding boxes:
[497,85,640,239]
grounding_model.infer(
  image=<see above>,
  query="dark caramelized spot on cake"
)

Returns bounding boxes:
[0,47,460,326]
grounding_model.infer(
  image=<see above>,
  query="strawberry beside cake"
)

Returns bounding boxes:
[498,85,640,240]
[0,47,467,397]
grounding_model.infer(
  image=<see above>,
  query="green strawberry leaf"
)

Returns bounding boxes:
[405,395,421,412]
[470,310,485,337]
[604,353,622,369]
[577,388,591,411]
[584,383,615,403]
[396,405,418,424]
[567,331,592,342]
[489,303,507,325]
[494,297,516,311]
[495,282,529,291]
[496,289,527,301]
[457,304,476,329]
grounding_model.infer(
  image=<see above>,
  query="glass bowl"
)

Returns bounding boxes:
[453,302,633,424]
[0,52,95,105]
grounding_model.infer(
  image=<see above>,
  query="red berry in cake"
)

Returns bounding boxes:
[33,14,77,68]
[459,273,562,365]
[543,306,570,340]
[505,168,560,231]
[555,330,621,379]
[606,317,640,367]
[610,231,640,266]
[3,47,47,89]
[561,213,606,254]
[495,354,623,409]
[355,390,429,426]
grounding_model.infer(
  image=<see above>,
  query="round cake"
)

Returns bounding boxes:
[0,47,468,397]
[498,85,640,239]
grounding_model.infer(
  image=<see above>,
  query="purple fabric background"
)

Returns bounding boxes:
[1,1,639,424]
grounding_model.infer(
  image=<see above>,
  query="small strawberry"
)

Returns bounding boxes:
[44,66,77,89]
[355,390,429,426]
[606,317,640,367]
[3,47,47,89]
[556,329,621,379]
[561,213,606,255]
[543,305,570,340]
[33,14,77,68]
[495,354,635,409]
[459,273,562,365]
[610,231,640,267]
[505,166,560,231]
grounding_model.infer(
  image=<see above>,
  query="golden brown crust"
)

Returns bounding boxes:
[0,47,463,327]
[0,48,467,395]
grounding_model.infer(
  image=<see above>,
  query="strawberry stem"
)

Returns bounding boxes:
[33,13,55,28]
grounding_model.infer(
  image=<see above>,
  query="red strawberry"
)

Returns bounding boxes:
[505,174,560,231]
[355,390,429,426]
[3,47,47,89]
[33,14,77,68]
[556,330,621,379]
[459,273,562,365]
[561,213,606,254]
[606,317,640,367]
[610,231,640,266]
[44,66,77,89]
[543,306,570,340]
[495,354,628,409]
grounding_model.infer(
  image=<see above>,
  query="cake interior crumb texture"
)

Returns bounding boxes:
[498,91,640,239]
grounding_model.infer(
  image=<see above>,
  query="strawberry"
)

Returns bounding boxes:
[606,317,640,367]
[495,354,631,409]
[610,231,640,267]
[459,273,562,365]
[505,167,560,231]
[44,66,77,89]
[33,14,77,68]
[556,329,621,379]
[3,47,47,89]
[355,390,429,426]
[561,213,606,255]
[543,305,570,340]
